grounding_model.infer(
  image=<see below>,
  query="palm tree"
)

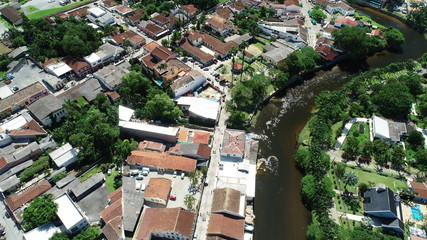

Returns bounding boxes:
[230,46,238,83]
[343,171,358,190]
[239,41,249,82]
[184,194,196,211]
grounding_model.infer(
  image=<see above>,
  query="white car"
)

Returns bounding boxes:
[181,172,185,179]
[173,171,177,178]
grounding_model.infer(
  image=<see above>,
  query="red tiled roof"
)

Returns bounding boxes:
[138,140,166,152]
[109,186,122,203]
[206,15,233,30]
[193,131,210,144]
[141,55,158,70]
[116,5,133,14]
[181,40,215,63]
[284,0,300,6]
[105,91,121,101]
[62,56,90,73]
[216,7,233,20]
[315,44,331,55]
[411,182,427,199]
[128,9,144,22]
[197,144,212,159]
[178,130,188,142]
[103,0,118,8]
[188,31,238,56]
[8,120,46,136]
[151,46,176,61]
[0,157,7,171]
[222,129,245,156]
[136,207,195,240]
[110,30,145,45]
[68,7,88,17]
[207,213,244,240]
[144,178,172,201]
[335,18,357,26]
[145,23,165,34]
[102,216,123,240]
[5,180,51,211]
[100,199,122,223]
[181,4,197,16]
[229,0,245,11]
[143,42,161,53]
[127,151,197,172]
[233,63,243,70]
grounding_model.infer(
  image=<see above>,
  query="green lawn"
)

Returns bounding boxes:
[298,117,314,144]
[0,43,10,55]
[105,168,119,193]
[0,16,13,29]
[27,6,40,12]
[27,0,92,19]
[339,217,360,230]
[253,42,264,51]
[79,165,102,182]
[342,122,370,150]
[345,167,407,192]
[331,120,344,141]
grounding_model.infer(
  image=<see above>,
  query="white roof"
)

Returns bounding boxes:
[373,115,389,139]
[119,121,179,137]
[54,193,85,230]
[47,62,72,77]
[0,115,28,132]
[0,85,13,99]
[49,143,77,168]
[23,222,60,240]
[176,97,220,121]
[87,23,99,29]
[84,53,101,64]
[119,105,135,121]
[88,7,106,17]
[217,160,256,198]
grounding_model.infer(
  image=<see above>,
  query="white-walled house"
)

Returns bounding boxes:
[55,193,89,234]
[220,129,246,161]
[170,70,206,97]
[27,95,68,127]
[87,7,115,27]
[49,143,78,168]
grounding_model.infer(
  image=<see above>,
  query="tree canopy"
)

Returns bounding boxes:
[332,26,377,59]
[384,28,405,48]
[4,17,102,62]
[23,194,58,230]
[407,3,427,33]
[372,81,413,119]
[140,93,183,123]
[279,47,320,75]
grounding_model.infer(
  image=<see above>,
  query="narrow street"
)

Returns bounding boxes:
[193,88,230,240]
[0,194,23,240]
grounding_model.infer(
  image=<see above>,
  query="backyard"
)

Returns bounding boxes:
[105,168,120,193]
[341,122,370,151]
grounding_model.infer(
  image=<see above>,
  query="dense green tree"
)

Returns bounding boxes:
[407,130,425,150]
[72,226,101,240]
[419,102,427,117]
[343,136,360,158]
[360,140,374,158]
[281,47,320,75]
[0,55,12,71]
[230,74,269,112]
[269,68,289,89]
[415,149,427,170]
[399,73,424,96]
[335,162,347,179]
[119,72,158,108]
[372,81,413,119]
[23,194,58,230]
[407,3,427,33]
[391,145,406,174]
[142,93,183,123]
[332,26,377,59]
[301,174,335,211]
[113,139,138,164]
[372,139,391,167]
[384,28,405,48]
[49,232,69,240]
[226,109,248,129]
[311,6,327,22]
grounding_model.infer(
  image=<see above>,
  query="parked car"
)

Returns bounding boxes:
[136,175,143,180]
[203,68,208,71]
[245,224,254,232]
[169,195,177,200]
[173,171,177,178]
[181,172,185,179]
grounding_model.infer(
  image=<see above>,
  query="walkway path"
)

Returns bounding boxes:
[334,118,369,149]
[193,88,230,240]
[337,212,364,221]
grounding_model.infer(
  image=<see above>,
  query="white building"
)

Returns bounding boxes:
[176,96,220,125]
[170,70,206,97]
[23,222,60,240]
[119,121,179,143]
[372,115,407,144]
[118,105,135,121]
[258,21,307,43]
[87,7,115,27]
[49,143,78,168]
[84,53,102,68]
[45,61,73,79]
[325,2,354,16]
[55,193,89,234]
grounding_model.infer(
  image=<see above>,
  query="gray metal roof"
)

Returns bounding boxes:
[0,160,33,182]
[244,139,259,164]
[70,172,104,198]
[0,175,20,192]
[388,121,407,142]
[94,64,129,90]
[27,95,64,121]
[56,174,77,189]
[57,78,103,103]
[364,187,397,216]
[122,176,144,232]
[8,46,28,59]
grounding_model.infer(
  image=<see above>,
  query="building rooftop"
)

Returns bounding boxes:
[206,15,233,30]
[119,121,179,139]
[102,216,123,240]
[136,207,195,240]
[411,182,427,199]
[57,78,102,103]
[193,131,211,145]
[27,95,63,121]
[89,7,106,17]
[138,140,167,152]
[49,143,78,168]
[180,40,215,63]
[0,6,21,24]
[100,197,122,223]
[45,61,72,78]
[0,82,47,113]
[127,150,197,172]
[62,56,90,73]
[207,213,244,240]
[94,63,130,90]
[122,176,144,232]
[211,188,241,214]
[144,177,172,201]
[54,193,86,230]
[23,222,60,240]
[7,120,46,137]
[5,179,51,211]
[364,187,397,216]
[222,129,246,156]
[70,172,104,199]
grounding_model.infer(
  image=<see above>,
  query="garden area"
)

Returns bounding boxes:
[341,122,370,151]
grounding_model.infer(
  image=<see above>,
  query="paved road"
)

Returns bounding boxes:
[193,89,230,240]
[0,194,23,240]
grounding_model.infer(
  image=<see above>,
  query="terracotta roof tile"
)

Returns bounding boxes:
[8,120,47,136]
[193,131,210,144]
[109,186,122,203]
[116,5,133,14]
[151,46,176,61]
[206,15,233,30]
[207,213,244,239]
[100,199,122,223]
[180,40,214,63]
[138,140,166,152]
[181,4,197,16]
[103,0,118,8]
[211,188,241,214]
[216,7,233,20]
[5,180,51,211]
[127,151,197,172]
[144,178,172,201]
[136,207,195,240]
[411,182,427,199]
[222,129,245,155]
[62,56,90,73]
[102,216,123,240]
[143,42,161,52]
[178,130,189,142]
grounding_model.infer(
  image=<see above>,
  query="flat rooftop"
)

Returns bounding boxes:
[54,193,86,230]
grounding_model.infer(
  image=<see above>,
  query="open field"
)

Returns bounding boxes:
[27,0,92,19]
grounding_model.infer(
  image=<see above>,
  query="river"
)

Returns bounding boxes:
[251,6,427,240]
